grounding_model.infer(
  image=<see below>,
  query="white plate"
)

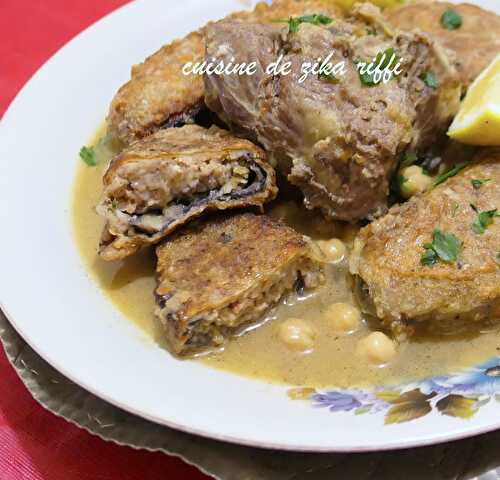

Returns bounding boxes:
[1,0,499,452]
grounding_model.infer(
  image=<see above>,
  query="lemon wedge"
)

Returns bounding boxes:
[448,53,500,146]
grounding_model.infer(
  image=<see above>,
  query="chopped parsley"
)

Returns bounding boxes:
[497,253,500,265]
[471,178,491,190]
[358,47,398,86]
[421,229,461,266]
[440,9,462,30]
[285,14,332,33]
[470,205,500,234]
[318,71,339,84]
[420,71,439,89]
[451,203,460,218]
[79,146,97,166]
[431,163,467,188]
[390,173,408,196]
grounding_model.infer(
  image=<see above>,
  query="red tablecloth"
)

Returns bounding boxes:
[0,2,209,478]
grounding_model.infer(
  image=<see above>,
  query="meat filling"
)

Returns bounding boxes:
[98,156,267,242]
[156,253,323,355]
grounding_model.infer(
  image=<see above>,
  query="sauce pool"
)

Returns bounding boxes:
[72,130,500,389]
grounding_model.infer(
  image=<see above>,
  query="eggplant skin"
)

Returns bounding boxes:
[350,149,500,337]
[97,125,277,261]
[386,2,500,91]
[155,212,324,355]
[105,0,342,146]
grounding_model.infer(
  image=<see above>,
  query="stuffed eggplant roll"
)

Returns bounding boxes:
[155,213,324,355]
[97,125,277,260]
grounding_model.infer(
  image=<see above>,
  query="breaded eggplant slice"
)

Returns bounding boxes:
[97,125,277,260]
[386,2,500,91]
[155,213,324,355]
[106,0,343,145]
[350,149,500,337]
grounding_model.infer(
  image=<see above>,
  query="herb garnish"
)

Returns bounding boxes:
[471,179,491,190]
[431,163,467,188]
[470,204,500,234]
[390,173,408,196]
[421,229,461,266]
[79,146,97,166]
[284,14,332,33]
[319,72,339,84]
[358,48,398,86]
[440,9,462,30]
[420,71,439,89]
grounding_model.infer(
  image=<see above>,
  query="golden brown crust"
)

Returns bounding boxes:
[98,125,278,260]
[107,31,206,146]
[350,149,500,332]
[155,212,323,354]
[386,2,500,89]
[103,124,269,183]
[106,0,343,145]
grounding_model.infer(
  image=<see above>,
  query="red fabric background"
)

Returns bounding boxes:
[0,1,209,478]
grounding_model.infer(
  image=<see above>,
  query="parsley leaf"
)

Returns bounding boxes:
[471,207,500,234]
[319,72,339,84]
[285,14,332,33]
[420,71,439,89]
[390,173,408,196]
[440,9,462,30]
[421,247,438,266]
[431,163,467,188]
[358,48,398,86]
[421,229,461,266]
[471,179,491,190]
[79,146,97,166]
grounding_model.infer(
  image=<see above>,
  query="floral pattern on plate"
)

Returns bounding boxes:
[292,357,500,424]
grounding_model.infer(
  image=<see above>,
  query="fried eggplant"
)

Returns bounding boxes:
[97,125,277,260]
[386,2,500,91]
[155,213,324,355]
[350,149,500,337]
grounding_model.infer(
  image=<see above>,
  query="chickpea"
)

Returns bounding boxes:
[277,318,315,352]
[317,238,347,263]
[356,332,397,365]
[399,165,432,199]
[325,302,361,333]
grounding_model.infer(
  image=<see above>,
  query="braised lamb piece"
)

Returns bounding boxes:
[204,3,462,221]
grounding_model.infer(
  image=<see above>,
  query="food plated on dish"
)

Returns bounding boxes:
[2,0,500,453]
[74,0,500,397]
[75,0,499,374]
